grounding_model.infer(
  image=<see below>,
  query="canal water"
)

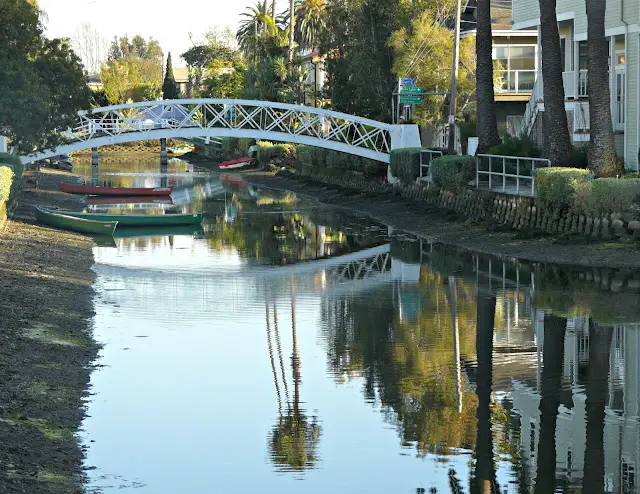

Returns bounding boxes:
[78,157,640,493]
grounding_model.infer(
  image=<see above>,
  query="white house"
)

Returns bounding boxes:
[512,0,640,170]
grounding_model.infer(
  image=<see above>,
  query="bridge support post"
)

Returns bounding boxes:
[91,147,99,186]
[0,136,7,154]
[160,138,168,187]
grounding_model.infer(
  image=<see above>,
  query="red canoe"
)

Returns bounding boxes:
[219,157,254,170]
[57,182,174,197]
[84,196,174,206]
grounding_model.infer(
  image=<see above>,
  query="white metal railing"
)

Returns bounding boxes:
[432,126,461,154]
[562,71,576,99]
[495,70,537,93]
[574,101,590,132]
[518,73,544,136]
[419,149,443,181]
[578,70,588,97]
[476,154,551,197]
[38,99,397,163]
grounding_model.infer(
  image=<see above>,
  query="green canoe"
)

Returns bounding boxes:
[35,206,118,236]
[41,209,204,227]
[113,225,204,239]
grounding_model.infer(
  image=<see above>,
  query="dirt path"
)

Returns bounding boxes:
[0,170,97,493]
[236,170,640,269]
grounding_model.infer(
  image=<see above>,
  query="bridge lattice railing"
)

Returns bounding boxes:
[64,100,392,155]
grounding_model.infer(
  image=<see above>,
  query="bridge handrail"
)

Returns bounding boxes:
[77,99,394,131]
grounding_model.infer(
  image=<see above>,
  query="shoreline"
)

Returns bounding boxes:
[224,168,640,269]
[0,170,97,493]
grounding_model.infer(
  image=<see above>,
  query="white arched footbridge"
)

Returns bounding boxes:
[22,99,420,164]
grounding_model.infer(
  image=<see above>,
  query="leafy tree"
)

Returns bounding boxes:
[237,1,273,53]
[101,35,163,104]
[319,0,401,121]
[162,52,179,99]
[538,0,571,165]
[389,10,476,126]
[0,0,89,152]
[585,0,618,176]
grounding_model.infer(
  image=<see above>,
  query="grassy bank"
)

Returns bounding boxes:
[0,170,97,492]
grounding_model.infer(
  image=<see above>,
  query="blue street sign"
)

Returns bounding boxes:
[400,78,416,86]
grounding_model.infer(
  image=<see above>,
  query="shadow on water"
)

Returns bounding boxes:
[78,156,640,493]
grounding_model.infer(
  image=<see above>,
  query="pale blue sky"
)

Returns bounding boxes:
[37,0,252,66]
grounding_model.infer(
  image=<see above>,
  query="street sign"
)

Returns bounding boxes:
[399,78,416,86]
[400,95,422,104]
[400,87,423,94]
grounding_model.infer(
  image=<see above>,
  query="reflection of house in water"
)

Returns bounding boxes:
[513,318,640,492]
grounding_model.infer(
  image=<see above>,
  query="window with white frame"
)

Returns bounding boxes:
[492,45,537,93]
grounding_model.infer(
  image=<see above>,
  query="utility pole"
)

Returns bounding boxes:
[447,0,462,154]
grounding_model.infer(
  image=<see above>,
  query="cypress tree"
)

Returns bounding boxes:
[162,52,179,99]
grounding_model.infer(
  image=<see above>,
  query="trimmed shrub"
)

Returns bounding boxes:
[237,138,255,157]
[487,134,541,158]
[221,137,240,157]
[430,155,476,191]
[0,153,21,168]
[0,166,14,204]
[572,178,640,216]
[623,171,640,179]
[296,145,385,177]
[535,167,591,211]
[257,141,296,165]
[297,145,327,167]
[389,148,421,184]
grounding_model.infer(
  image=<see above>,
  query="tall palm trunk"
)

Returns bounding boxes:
[472,292,496,492]
[272,0,277,18]
[534,315,567,493]
[586,0,618,176]
[475,0,501,153]
[539,0,571,165]
[288,0,295,75]
[582,321,613,493]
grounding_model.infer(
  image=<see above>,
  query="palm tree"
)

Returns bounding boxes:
[288,0,296,74]
[272,0,277,17]
[237,1,272,54]
[475,0,501,153]
[267,278,322,471]
[538,0,571,165]
[295,0,327,52]
[586,0,618,176]
[534,315,566,493]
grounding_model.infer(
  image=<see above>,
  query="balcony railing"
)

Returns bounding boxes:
[495,70,537,93]
[578,70,588,97]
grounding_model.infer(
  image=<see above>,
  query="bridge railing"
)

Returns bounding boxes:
[67,99,393,156]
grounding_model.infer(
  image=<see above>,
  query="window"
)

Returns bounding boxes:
[560,38,566,71]
[578,41,588,70]
[492,45,537,92]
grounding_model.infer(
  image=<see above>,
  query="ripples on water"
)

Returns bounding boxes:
[79,157,640,493]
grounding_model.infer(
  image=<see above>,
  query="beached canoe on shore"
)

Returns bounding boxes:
[35,206,118,235]
[57,182,174,197]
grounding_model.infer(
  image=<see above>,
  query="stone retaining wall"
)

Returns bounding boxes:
[294,166,640,242]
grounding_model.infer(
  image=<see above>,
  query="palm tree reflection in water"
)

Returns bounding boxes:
[267,276,322,472]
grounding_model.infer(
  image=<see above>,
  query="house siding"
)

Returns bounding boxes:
[625,34,639,170]
[512,0,539,28]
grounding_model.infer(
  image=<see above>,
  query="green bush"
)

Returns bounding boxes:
[569,145,588,169]
[535,167,591,211]
[572,178,640,216]
[237,138,255,157]
[221,137,240,157]
[430,155,476,191]
[389,148,421,184]
[257,141,296,165]
[623,172,640,179]
[296,146,385,177]
[487,134,541,158]
[0,166,14,204]
[0,153,21,168]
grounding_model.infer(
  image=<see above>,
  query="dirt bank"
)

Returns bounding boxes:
[229,169,640,269]
[0,170,97,493]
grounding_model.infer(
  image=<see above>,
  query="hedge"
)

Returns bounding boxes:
[0,166,13,205]
[430,155,476,191]
[256,141,296,165]
[295,145,386,177]
[572,178,640,216]
[389,148,421,184]
[534,167,591,211]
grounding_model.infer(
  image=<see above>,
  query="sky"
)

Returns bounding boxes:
[37,0,250,66]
